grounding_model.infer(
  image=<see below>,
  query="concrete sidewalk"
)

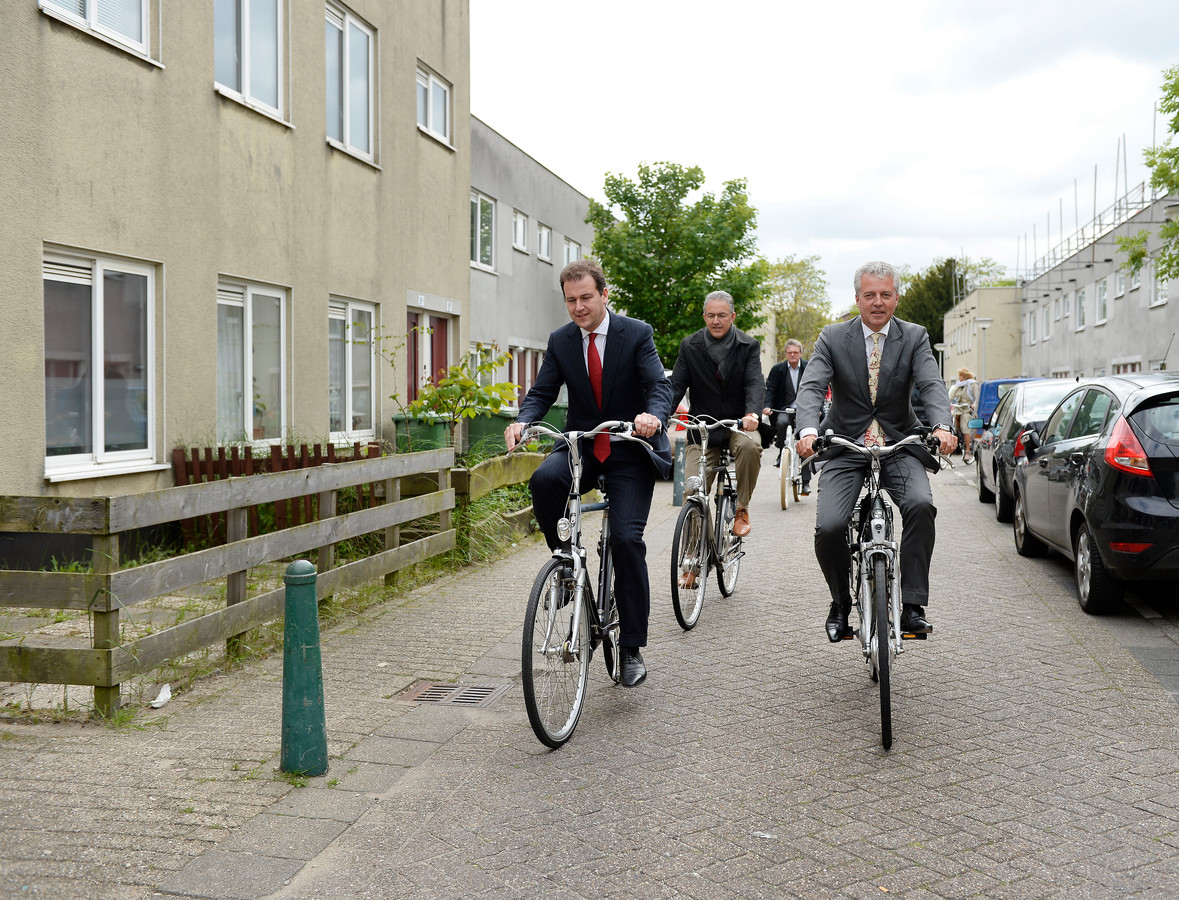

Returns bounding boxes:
[1,456,1177,899]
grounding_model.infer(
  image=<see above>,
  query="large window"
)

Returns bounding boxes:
[44,253,154,474]
[217,281,286,443]
[329,300,375,438]
[215,0,283,116]
[325,4,373,158]
[470,191,494,270]
[1095,279,1108,324]
[416,65,451,143]
[41,0,148,54]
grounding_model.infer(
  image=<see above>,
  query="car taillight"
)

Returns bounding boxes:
[1109,542,1152,553]
[1104,416,1152,476]
[1013,430,1028,460]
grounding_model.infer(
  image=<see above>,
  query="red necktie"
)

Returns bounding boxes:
[588,333,610,462]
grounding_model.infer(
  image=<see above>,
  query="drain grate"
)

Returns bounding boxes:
[397,681,510,708]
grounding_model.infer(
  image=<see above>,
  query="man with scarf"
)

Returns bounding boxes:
[669,290,765,550]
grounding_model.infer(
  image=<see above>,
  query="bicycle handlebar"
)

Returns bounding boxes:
[811,430,940,460]
[514,419,663,449]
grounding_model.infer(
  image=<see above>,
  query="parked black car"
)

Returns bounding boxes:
[972,379,1075,522]
[1012,372,1179,613]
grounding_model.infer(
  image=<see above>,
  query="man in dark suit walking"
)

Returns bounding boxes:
[763,338,812,495]
[669,291,765,540]
[795,261,956,642]
[505,259,672,688]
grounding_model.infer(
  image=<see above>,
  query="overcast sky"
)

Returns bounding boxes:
[470,1,1177,314]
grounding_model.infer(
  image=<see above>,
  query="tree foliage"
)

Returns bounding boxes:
[763,255,832,356]
[1117,65,1179,281]
[587,162,768,364]
[896,256,1005,346]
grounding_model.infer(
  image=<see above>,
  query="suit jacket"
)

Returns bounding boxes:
[518,312,674,477]
[795,316,950,470]
[765,358,807,413]
[669,327,765,447]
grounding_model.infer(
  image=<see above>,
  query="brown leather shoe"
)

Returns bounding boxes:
[679,570,698,589]
[732,507,751,537]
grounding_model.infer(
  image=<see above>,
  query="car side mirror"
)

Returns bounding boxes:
[967,417,985,430]
[1021,429,1042,453]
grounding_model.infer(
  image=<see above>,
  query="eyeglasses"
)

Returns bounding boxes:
[704,313,732,321]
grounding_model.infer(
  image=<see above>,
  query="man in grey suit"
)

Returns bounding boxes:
[795,261,957,641]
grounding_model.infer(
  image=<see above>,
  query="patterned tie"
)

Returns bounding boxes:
[587,333,610,462]
[865,332,886,447]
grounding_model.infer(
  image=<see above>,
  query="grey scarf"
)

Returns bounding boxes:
[705,327,738,382]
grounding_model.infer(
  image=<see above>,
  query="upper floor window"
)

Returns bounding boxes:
[1062,292,1071,317]
[44,252,155,476]
[1130,268,1141,291]
[1027,311,1037,343]
[1053,296,1061,320]
[563,238,581,266]
[1115,270,1126,298]
[41,0,149,55]
[1042,304,1051,339]
[470,191,494,270]
[1095,279,1108,324]
[1152,268,1169,308]
[325,4,373,159]
[215,0,283,117]
[512,211,528,252]
[1075,287,1087,330]
[416,65,451,143]
[329,299,375,439]
[537,223,552,262]
[217,280,286,443]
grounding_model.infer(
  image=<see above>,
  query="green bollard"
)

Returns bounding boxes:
[280,559,329,776]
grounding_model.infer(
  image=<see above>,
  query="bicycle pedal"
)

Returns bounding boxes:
[901,631,928,640]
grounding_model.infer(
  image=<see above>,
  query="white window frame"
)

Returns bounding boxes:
[1042,304,1051,340]
[507,346,544,409]
[1062,292,1071,317]
[325,4,375,160]
[537,223,552,262]
[217,280,287,444]
[470,190,495,271]
[1131,268,1141,291]
[329,299,377,442]
[1074,288,1086,330]
[512,210,529,252]
[1053,296,1061,321]
[1028,311,1037,344]
[1095,279,1108,324]
[1151,268,1169,308]
[41,0,152,56]
[416,65,451,144]
[563,238,581,266]
[43,251,158,480]
[214,0,285,119]
[1115,270,1126,298]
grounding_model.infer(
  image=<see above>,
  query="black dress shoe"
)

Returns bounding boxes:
[900,605,933,635]
[620,648,647,687]
[773,452,782,468]
[825,602,853,642]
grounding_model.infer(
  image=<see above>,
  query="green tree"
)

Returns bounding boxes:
[763,255,832,356]
[1118,65,1179,280]
[587,162,768,364]
[897,256,1005,345]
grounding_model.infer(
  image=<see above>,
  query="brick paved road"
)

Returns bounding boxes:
[1,455,1177,899]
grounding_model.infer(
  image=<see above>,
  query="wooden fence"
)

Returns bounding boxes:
[0,448,456,716]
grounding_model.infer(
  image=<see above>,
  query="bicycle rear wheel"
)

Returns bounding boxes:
[671,501,708,630]
[872,556,892,750]
[716,496,742,597]
[522,558,590,749]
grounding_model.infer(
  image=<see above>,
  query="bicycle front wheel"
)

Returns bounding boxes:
[671,501,708,629]
[872,556,892,750]
[716,497,742,597]
[791,455,803,503]
[522,558,590,749]
[779,448,792,510]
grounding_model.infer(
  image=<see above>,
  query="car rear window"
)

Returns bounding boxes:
[1131,396,1179,446]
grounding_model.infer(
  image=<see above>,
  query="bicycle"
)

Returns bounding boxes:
[670,416,745,630]
[515,419,658,749]
[766,407,803,509]
[809,429,942,750]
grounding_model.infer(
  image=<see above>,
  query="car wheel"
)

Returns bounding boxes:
[994,465,1014,524]
[1074,522,1124,614]
[977,455,994,503]
[1013,488,1046,558]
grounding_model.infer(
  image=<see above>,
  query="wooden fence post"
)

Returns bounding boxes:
[90,533,120,717]
[225,506,248,657]
[384,475,400,587]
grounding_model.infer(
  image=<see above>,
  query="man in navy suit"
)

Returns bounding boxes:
[505,259,672,687]
[795,262,956,642]
[763,338,811,494]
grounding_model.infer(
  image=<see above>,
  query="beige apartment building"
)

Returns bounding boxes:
[0,1,470,500]
[940,286,1023,385]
